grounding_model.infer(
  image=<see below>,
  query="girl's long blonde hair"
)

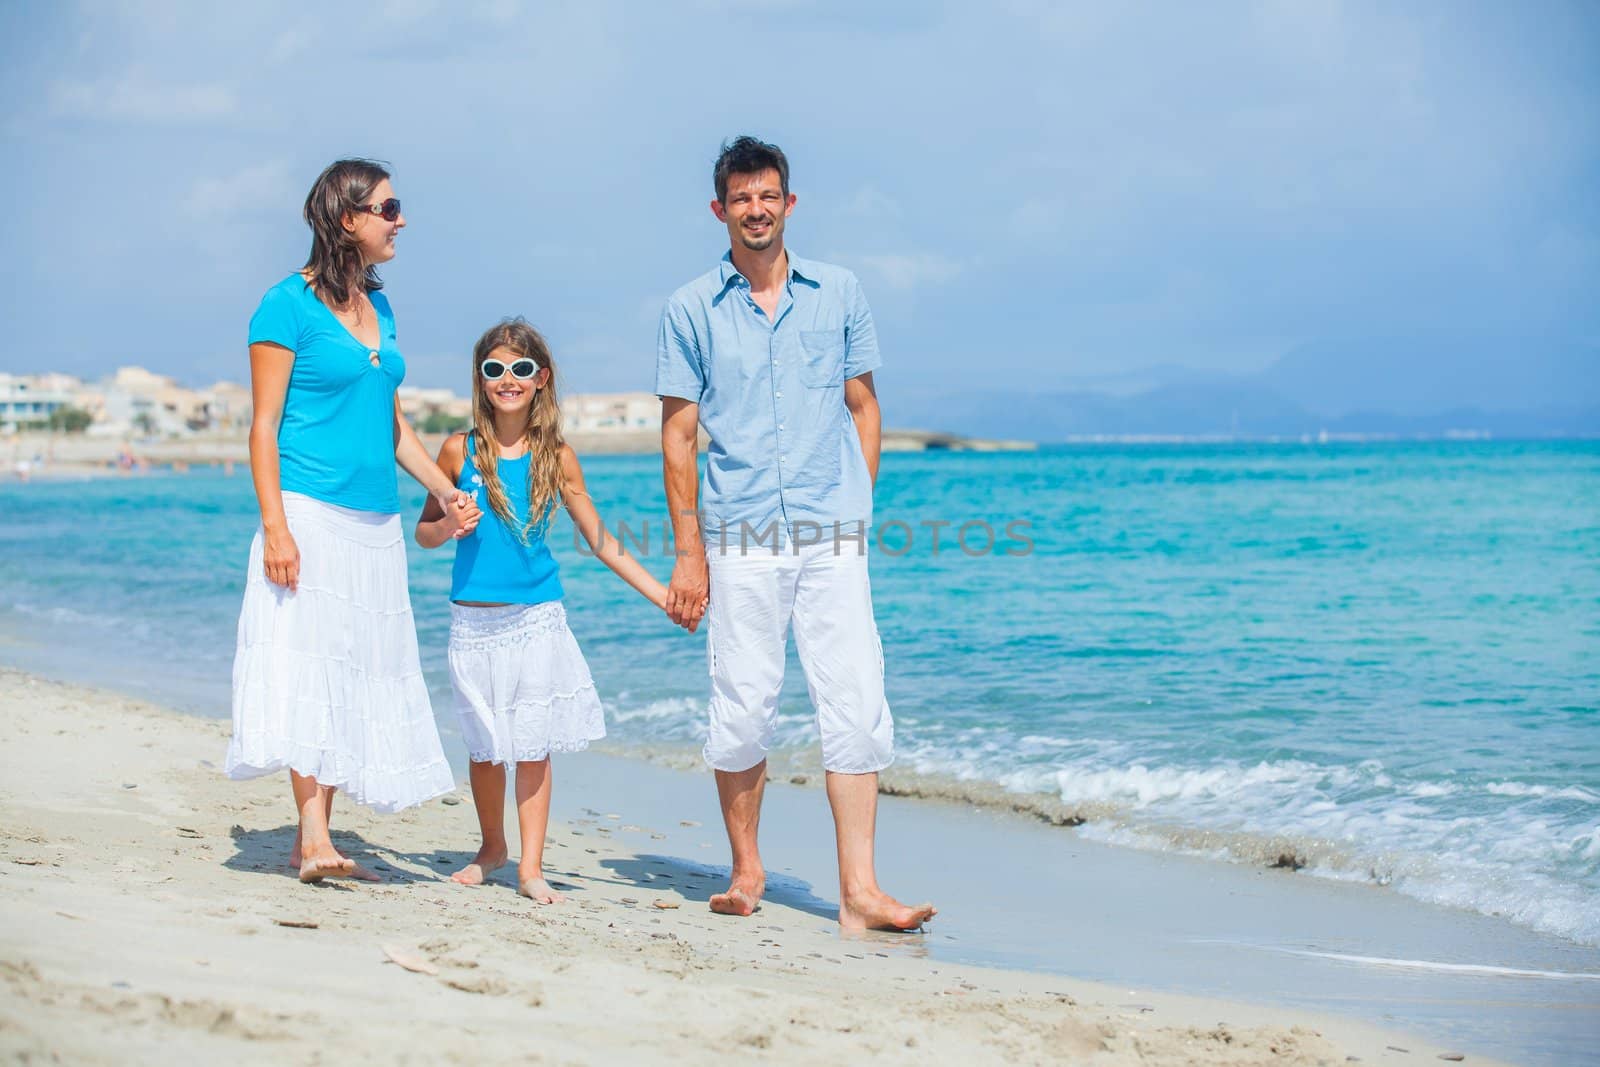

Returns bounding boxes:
[469,318,564,544]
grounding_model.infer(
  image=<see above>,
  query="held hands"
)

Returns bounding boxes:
[435,488,483,539]
[665,552,709,633]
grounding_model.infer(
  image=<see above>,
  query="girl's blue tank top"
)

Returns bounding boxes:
[449,434,564,605]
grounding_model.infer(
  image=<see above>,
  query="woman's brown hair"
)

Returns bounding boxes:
[301,158,390,308]
[469,318,565,543]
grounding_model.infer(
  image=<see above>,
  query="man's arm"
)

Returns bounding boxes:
[844,372,881,487]
[662,396,707,632]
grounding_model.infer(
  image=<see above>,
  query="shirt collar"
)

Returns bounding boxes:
[717,249,819,293]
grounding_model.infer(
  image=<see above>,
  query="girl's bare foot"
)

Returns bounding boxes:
[451,843,509,886]
[839,888,936,931]
[517,877,564,904]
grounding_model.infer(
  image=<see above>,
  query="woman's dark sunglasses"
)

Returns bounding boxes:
[481,358,541,381]
[354,197,402,222]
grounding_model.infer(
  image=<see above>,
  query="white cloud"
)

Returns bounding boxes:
[49,73,238,123]
[845,185,902,218]
[858,252,962,291]
[183,162,297,222]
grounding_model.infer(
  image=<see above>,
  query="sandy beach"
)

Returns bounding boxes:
[0,668,1517,1066]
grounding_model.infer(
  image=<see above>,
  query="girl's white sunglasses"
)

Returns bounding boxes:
[481,358,541,381]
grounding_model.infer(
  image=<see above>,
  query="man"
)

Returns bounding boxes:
[655,136,935,931]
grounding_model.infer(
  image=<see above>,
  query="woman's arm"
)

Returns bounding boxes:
[395,397,480,538]
[248,342,299,590]
[415,433,471,548]
[560,446,669,610]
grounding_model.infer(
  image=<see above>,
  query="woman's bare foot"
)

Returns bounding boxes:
[451,844,509,886]
[839,889,936,931]
[298,845,356,884]
[517,877,564,904]
[709,871,765,917]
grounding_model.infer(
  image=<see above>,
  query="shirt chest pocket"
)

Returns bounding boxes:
[798,328,846,388]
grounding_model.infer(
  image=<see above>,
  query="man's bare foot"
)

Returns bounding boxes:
[346,860,382,882]
[298,846,356,884]
[709,873,764,917]
[839,889,936,931]
[450,844,509,886]
[517,877,564,904]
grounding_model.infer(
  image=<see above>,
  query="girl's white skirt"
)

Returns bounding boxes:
[448,601,605,765]
[225,492,454,813]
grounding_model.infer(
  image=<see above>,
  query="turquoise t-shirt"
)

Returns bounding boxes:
[450,434,565,605]
[248,274,405,514]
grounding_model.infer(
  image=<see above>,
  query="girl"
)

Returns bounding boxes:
[226,159,481,883]
[416,318,668,903]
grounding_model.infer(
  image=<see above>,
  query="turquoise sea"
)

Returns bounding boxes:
[2,441,1596,947]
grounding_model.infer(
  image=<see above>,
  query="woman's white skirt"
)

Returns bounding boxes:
[225,492,454,813]
[448,601,606,765]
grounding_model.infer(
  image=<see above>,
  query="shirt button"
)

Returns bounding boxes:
[775,391,783,399]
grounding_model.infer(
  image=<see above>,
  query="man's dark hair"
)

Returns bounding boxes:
[713,136,789,204]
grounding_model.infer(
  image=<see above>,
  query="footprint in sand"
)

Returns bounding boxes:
[442,972,510,996]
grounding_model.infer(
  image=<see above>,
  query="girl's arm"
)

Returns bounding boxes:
[415,433,473,548]
[395,397,480,539]
[560,445,669,610]
[248,342,299,591]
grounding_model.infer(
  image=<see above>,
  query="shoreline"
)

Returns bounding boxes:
[0,667,1557,1065]
[0,427,1035,481]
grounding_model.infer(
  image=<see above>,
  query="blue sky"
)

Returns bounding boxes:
[2,1,1596,413]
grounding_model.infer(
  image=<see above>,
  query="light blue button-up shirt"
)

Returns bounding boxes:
[656,251,881,546]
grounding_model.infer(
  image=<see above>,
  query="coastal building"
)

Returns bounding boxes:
[563,391,657,433]
[398,385,473,425]
[0,373,75,430]
[199,381,253,433]
[400,386,659,436]
[7,365,718,444]
[92,367,205,438]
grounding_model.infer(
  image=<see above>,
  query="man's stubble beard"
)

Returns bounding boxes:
[737,216,780,252]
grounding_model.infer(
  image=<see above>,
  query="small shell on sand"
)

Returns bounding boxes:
[652,900,680,910]
[383,945,439,975]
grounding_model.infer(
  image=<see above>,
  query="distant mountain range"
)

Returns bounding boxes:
[895,335,1600,441]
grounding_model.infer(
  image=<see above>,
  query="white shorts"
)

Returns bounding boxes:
[704,537,893,774]
[448,601,606,765]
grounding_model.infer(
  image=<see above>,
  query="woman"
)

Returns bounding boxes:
[225,158,480,882]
